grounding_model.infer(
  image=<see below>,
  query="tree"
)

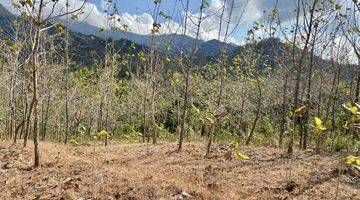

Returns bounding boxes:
[13,0,86,168]
[178,0,207,151]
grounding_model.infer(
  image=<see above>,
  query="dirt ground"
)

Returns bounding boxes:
[0,140,359,200]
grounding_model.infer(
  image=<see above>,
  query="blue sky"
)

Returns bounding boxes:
[0,0,299,44]
[81,0,267,43]
[89,0,203,16]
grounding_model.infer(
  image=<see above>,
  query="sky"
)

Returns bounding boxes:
[1,0,356,48]
[2,0,297,44]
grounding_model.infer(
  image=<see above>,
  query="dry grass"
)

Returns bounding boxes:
[0,140,359,199]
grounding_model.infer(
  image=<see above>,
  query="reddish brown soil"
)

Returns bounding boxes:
[0,141,359,200]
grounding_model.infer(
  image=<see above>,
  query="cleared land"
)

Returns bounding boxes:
[0,141,359,199]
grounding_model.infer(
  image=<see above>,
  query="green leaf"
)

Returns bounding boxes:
[233,152,249,160]
[343,103,358,114]
[314,117,323,127]
[345,156,360,167]
[98,130,109,138]
[229,141,239,149]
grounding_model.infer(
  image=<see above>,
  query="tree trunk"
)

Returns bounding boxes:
[324,60,337,124]
[246,84,262,145]
[32,28,41,168]
[31,5,44,167]
[205,124,216,157]
[150,82,157,145]
[178,71,189,151]
[303,38,316,150]
[41,94,51,141]
[279,76,288,146]
[142,91,147,143]
[287,0,318,156]
[24,96,34,147]
[9,66,16,142]
[355,70,360,103]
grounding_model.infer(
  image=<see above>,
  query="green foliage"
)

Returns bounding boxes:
[229,140,239,150]
[314,117,327,134]
[342,103,360,129]
[92,130,109,141]
[233,152,249,160]
[345,156,360,167]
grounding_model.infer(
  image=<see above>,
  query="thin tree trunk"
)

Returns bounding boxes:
[142,93,147,143]
[32,26,41,168]
[150,82,157,145]
[324,60,337,123]
[246,84,262,145]
[178,0,204,151]
[41,94,51,141]
[64,5,70,144]
[303,37,316,150]
[19,88,28,139]
[24,96,34,147]
[9,66,16,142]
[288,0,318,155]
[205,124,216,157]
[279,75,288,146]
[355,70,360,103]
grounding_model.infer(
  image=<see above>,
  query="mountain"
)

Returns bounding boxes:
[227,37,288,71]
[1,3,239,59]
[64,21,238,56]
[0,3,16,35]
[0,4,145,67]
[199,39,238,57]
[0,3,12,17]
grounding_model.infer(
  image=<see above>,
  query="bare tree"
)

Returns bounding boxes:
[178,0,207,151]
[13,0,86,168]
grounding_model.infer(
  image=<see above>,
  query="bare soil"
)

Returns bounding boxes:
[0,141,359,200]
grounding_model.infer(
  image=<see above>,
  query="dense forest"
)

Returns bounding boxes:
[0,0,359,199]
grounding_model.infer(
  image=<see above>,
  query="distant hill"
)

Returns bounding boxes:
[64,20,238,56]
[0,3,145,67]
[227,38,288,71]
[0,3,16,36]
[1,3,317,73]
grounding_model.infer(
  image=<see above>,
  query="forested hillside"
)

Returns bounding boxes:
[0,0,359,199]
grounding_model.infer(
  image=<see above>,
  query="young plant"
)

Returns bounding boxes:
[90,130,109,197]
[287,106,308,155]
[313,117,327,152]
[224,140,249,160]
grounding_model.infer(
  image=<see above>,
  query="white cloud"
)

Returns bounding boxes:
[0,0,283,44]
[116,12,154,35]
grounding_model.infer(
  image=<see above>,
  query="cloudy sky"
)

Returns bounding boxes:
[10,0,357,46]
[1,0,301,44]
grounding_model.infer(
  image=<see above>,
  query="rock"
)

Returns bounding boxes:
[178,191,191,200]
[1,162,11,169]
